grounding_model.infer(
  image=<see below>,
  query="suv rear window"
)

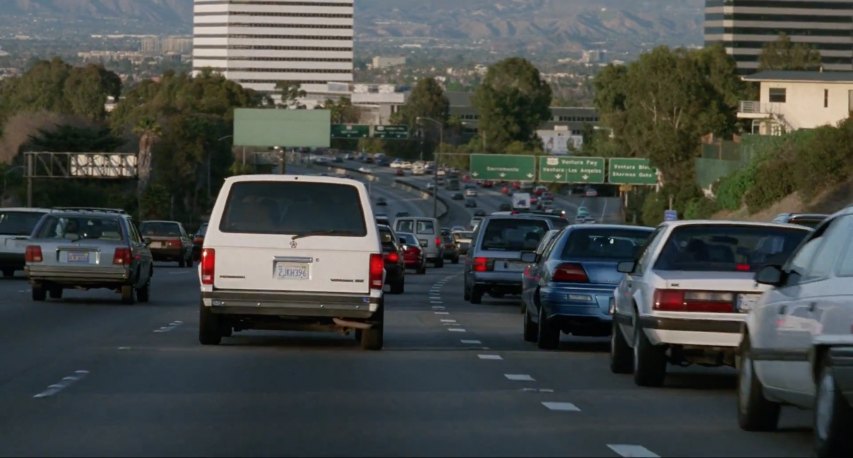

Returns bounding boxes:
[140,222,182,236]
[654,225,808,272]
[35,215,125,241]
[481,218,550,251]
[220,181,367,236]
[0,211,46,236]
[562,228,652,260]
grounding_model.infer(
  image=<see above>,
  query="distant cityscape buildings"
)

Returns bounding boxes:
[370,56,406,69]
[141,36,193,56]
[191,0,355,95]
[704,0,853,73]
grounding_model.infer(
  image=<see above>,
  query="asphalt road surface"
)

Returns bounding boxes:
[0,171,814,457]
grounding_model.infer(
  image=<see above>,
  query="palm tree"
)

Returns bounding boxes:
[133,117,161,207]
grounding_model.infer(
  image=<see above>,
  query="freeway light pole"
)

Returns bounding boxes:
[416,116,443,219]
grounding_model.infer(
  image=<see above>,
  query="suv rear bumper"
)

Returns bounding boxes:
[25,265,131,286]
[202,290,381,320]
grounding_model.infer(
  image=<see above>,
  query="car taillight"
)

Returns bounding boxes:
[386,251,400,263]
[201,248,215,285]
[25,245,43,263]
[552,263,589,283]
[168,239,182,248]
[193,237,204,244]
[435,236,441,248]
[653,289,734,313]
[369,253,384,290]
[473,257,490,272]
[113,247,132,265]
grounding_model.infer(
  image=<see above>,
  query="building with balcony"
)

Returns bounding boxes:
[737,70,853,135]
[704,0,853,73]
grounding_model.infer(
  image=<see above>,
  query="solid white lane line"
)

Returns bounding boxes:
[542,402,581,412]
[505,374,535,382]
[607,445,660,458]
[34,370,89,398]
[478,354,503,360]
[461,339,482,345]
[447,328,467,333]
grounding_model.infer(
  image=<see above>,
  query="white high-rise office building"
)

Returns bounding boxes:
[192,0,354,94]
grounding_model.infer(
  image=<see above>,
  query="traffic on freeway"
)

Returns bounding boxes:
[0,158,848,458]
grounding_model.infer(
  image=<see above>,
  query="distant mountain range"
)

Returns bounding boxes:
[2,0,704,53]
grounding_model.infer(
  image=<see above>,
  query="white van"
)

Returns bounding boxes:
[394,216,444,267]
[199,175,385,350]
[0,207,54,277]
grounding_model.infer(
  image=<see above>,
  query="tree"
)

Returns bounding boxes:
[275,81,306,109]
[63,64,121,121]
[392,77,449,129]
[473,57,552,154]
[323,97,360,124]
[759,33,822,71]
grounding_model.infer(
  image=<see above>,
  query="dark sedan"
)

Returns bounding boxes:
[192,222,207,261]
[378,224,405,294]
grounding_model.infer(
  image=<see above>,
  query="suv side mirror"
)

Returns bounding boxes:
[617,261,636,274]
[755,265,785,286]
[520,251,537,263]
[143,238,152,247]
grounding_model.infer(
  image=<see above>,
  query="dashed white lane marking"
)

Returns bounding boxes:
[440,319,457,323]
[434,311,450,315]
[607,445,660,458]
[461,339,482,345]
[154,321,183,333]
[18,290,28,293]
[478,354,503,360]
[431,306,446,310]
[542,402,581,412]
[505,374,535,382]
[521,388,555,393]
[117,346,132,351]
[34,370,89,398]
[447,328,467,333]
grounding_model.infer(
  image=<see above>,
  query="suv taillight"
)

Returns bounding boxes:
[552,263,589,283]
[653,289,734,313]
[369,253,384,290]
[435,236,442,248]
[201,248,215,285]
[113,247,132,265]
[473,257,490,272]
[25,245,43,263]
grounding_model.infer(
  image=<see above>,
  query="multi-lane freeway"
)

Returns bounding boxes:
[0,168,815,457]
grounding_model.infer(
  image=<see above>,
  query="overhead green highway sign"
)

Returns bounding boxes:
[469,154,536,182]
[372,125,409,140]
[331,124,370,139]
[608,158,659,185]
[539,156,605,184]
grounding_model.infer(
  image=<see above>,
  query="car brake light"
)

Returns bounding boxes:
[552,263,589,283]
[473,257,490,272]
[201,248,215,285]
[168,239,182,248]
[369,253,384,290]
[653,289,734,313]
[113,247,132,265]
[435,236,441,248]
[386,251,400,263]
[25,245,43,263]
[735,264,751,272]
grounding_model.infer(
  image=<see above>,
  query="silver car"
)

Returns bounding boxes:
[24,210,154,304]
[739,205,853,457]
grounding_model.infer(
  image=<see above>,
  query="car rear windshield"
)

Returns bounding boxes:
[398,233,419,245]
[140,222,182,237]
[561,228,653,260]
[396,219,435,235]
[35,215,125,242]
[196,224,208,236]
[0,211,46,236]
[654,225,809,272]
[220,181,367,236]
[481,218,551,251]
[378,226,396,250]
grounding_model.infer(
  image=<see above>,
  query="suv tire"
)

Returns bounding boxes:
[537,305,560,350]
[610,319,634,374]
[361,308,384,351]
[32,283,46,301]
[737,337,780,431]
[814,363,853,457]
[633,321,667,387]
[199,302,222,345]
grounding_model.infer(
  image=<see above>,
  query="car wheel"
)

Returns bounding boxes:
[814,362,852,457]
[32,283,46,301]
[185,254,193,268]
[179,257,186,268]
[199,301,222,345]
[523,307,538,343]
[120,284,136,305]
[361,307,384,351]
[2,268,14,278]
[48,286,63,300]
[737,336,781,431]
[390,276,405,294]
[633,320,667,387]
[136,280,150,303]
[610,319,634,374]
[463,280,471,301]
[470,285,483,304]
[452,255,459,264]
[220,320,233,338]
[417,263,426,275]
[435,258,444,268]
[537,305,560,350]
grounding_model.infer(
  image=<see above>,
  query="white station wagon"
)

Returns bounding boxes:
[610,221,811,387]
[199,175,386,350]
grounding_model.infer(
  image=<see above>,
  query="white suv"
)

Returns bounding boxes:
[199,175,386,350]
[0,207,54,278]
[610,221,811,387]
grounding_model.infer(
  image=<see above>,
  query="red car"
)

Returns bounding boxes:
[482,180,494,188]
[398,232,426,274]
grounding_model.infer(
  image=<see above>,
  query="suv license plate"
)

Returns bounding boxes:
[275,262,309,280]
[67,252,90,263]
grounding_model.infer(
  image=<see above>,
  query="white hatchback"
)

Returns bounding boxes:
[610,221,811,387]
[199,175,386,350]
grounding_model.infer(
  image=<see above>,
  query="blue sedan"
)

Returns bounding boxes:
[521,224,654,350]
